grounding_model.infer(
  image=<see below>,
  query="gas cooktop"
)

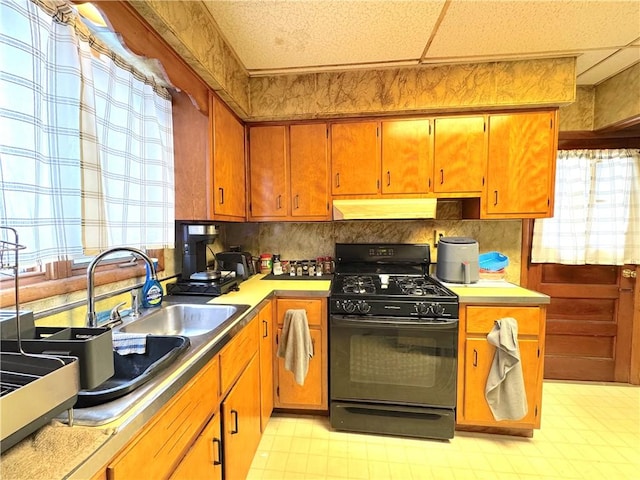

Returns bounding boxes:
[330,243,458,318]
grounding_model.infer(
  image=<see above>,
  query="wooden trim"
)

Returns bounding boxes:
[520,219,534,287]
[630,266,640,385]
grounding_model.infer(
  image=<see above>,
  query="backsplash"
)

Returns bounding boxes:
[222,218,522,283]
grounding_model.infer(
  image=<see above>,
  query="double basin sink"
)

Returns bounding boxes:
[74,302,249,421]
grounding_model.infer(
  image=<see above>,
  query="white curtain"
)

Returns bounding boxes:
[0,0,174,266]
[532,149,640,265]
[79,39,175,253]
[0,0,84,266]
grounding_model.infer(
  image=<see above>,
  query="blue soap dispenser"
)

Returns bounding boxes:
[141,260,163,308]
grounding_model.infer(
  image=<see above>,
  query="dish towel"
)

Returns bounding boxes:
[112,332,148,355]
[277,309,313,385]
[485,317,528,421]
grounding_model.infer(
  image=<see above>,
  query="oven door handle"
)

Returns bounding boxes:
[331,316,458,330]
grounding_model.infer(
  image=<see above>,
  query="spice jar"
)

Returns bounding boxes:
[260,253,273,274]
[272,254,282,275]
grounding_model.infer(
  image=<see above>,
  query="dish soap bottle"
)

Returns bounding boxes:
[141,261,163,308]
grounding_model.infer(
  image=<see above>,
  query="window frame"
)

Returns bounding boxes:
[0,249,165,307]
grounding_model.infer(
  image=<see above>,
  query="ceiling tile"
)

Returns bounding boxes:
[203,0,445,71]
[424,0,640,60]
[577,47,640,85]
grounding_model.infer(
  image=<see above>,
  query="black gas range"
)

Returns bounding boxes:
[329,243,459,440]
[330,243,458,318]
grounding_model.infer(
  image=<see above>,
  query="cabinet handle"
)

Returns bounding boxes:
[387,171,391,186]
[212,437,222,466]
[294,194,299,209]
[473,349,478,367]
[440,169,444,185]
[336,173,340,188]
[262,319,268,338]
[494,190,498,206]
[218,187,224,205]
[230,410,239,434]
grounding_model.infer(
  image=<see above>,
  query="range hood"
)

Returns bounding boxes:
[332,198,437,220]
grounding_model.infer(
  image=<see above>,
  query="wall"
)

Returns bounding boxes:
[223,202,523,284]
[558,64,640,132]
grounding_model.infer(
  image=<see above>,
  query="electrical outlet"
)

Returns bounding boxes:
[434,230,446,247]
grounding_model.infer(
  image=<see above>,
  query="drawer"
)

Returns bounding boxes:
[276,298,324,327]
[465,306,540,336]
[108,356,219,480]
[219,316,259,394]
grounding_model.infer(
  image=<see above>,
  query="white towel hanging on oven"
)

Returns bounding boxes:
[277,309,313,385]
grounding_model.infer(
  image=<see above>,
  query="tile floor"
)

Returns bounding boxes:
[248,381,640,479]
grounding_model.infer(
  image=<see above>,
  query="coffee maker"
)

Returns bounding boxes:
[180,223,218,279]
[166,222,239,296]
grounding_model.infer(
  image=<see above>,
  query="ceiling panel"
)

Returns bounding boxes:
[199,0,640,85]
[577,47,640,85]
[425,0,640,60]
[203,0,445,71]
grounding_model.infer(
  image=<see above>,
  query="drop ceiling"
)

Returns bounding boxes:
[203,0,640,86]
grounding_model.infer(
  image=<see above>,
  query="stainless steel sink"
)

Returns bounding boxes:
[117,304,249,337]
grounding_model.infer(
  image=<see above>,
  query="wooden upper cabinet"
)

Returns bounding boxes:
[433,116,486,194]
[249,125,288,218]
[485,110,557,218]
[331,121,380,196]
[211,96,246,220]
[381,119,432,195]
[173,90,209,220]
[290,124,330,219]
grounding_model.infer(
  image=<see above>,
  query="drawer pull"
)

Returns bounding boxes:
[230,409,239,434]
[212,437,222,465]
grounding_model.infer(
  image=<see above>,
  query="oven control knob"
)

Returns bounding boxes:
[415,302,430,315]
[343,300,357,313]
[357,301,371,313]
[431,303,445,316]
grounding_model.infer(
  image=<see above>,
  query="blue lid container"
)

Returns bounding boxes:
[479,252,509,271]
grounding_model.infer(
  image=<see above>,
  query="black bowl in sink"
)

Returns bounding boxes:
[74,335,190,408]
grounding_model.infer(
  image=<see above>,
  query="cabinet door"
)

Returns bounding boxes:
[331,122,380,195]
[433,116,485,194]
[485,111,556,217]
[258,301,274,431]
[275,327,324,408]
[290,123,330,219]
[249,125,288,218]
[222,354,262,480]
[170,412,222,480]
[212,97,246,220]
[381,119,432,194]
[463,338,540,427]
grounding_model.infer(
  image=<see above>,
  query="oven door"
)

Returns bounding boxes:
[330,315,458,408]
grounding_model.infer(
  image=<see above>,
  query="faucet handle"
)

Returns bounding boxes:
[131,289,141,317]
[110,301,127,321]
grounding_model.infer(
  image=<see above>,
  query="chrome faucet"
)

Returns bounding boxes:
[86,247,157,327]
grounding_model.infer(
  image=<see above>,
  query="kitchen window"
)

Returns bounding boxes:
[531,149,640,265]
[0,0,174,305]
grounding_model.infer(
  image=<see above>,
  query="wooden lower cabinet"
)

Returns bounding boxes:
[274,297,328,410]
[107,356,219,480]
[258,300,274,431]
[222,354,262,480]
[170,411,222,480]
[457,305,546,431]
